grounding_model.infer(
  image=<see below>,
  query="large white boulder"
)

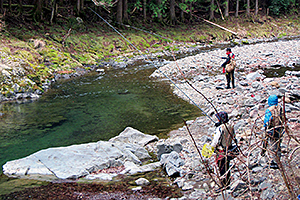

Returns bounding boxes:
[109,127,159,146]
[3,127,156,179]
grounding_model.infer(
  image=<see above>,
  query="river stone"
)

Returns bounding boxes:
[85,173,117,181]
[160,151,185,177]
[135,178,150,186]
[109,127,158,146]
[3,138,152,179]
[244,98,256,107]
[260,188,276,200]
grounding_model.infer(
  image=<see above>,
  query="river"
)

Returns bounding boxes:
[0,62,202,170]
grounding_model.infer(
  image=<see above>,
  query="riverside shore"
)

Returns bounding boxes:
[1,38,300,199]
[146,39,300,199]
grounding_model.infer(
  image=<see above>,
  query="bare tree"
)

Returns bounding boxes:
[255,0,258,15]
[123,0,128,23]
[225,0,229,17]
[210,0,215,20]
[180,0,184,22]
[235,0,239,17]
[116,0,123,24]
[0,0,2,13]
[157,0,163,22]
[143,0,146,22]
[170,0,176,24]
[34,0,43,21]
[246,0,250,15]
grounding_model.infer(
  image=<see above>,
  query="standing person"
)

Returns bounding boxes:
[221,48,235,89]
[262,95,284,169]
[210,111,236,191]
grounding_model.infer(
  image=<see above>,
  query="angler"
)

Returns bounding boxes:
[221,48,236,89]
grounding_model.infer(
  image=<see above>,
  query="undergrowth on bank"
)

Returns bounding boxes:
[0,14,299,95]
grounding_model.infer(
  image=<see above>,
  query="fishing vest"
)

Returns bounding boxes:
[266,105,284,137]
[225,53,236,72]
[218,123,235,148]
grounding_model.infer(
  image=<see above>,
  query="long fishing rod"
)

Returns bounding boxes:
[88,7,216,123]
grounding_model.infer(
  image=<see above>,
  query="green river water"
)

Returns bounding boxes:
[0,63,201,172]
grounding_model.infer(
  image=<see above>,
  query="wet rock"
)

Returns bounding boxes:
[135,178,150,186]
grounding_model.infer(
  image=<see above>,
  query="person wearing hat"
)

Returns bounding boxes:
[262,95,284,169]
[211,111,236,191]
[221,48,235,89]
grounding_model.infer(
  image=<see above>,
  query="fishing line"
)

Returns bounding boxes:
[88,7,216,123]
[116,22,173,41]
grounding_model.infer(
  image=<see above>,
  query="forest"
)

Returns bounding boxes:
[0,0,299,26]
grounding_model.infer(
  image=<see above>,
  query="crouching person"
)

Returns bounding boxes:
[211,111,237,191]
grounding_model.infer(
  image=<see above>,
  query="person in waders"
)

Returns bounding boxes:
[221,48,235,89]
[262,95,284,169]
[210,111,237,192]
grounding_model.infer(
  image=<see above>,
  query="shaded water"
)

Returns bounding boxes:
[0,64,201,169]
[263,65,300,77]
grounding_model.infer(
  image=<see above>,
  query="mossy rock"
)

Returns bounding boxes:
[13,50,38,64]
[74,53,97,65]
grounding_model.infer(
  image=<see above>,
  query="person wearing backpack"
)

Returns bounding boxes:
[221,48,236,89]
[262,95,284,169]
[210,111,237,191]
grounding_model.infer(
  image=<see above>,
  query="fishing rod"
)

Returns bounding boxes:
[88,7,216,124]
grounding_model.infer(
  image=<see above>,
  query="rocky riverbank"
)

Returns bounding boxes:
[146,39,300,199]
[1,38,300,199]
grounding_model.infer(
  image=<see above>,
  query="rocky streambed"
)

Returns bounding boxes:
[1,39,300,199]
[146,39,300,199]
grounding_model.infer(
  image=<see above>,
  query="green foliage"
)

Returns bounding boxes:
[269,0,294,15]
[148,0,168,18]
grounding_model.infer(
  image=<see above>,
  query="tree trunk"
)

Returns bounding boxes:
[170,0,176,24]
[0,0,3,13]
[157,0,162,22]
[18,0,23,14]
[77,0,80,15]
[209,0,215,20]
[81,0,84,11]
[246,0,250,15]
[8,0,11,12]
[235,0,239,17]
[34,0,43,21]
[123,0,128,23]
[50,0,57,24]
[255,0,258,15]
[180,0,184,22]
[116,0,123,24]
[143,0,146,22]
[225,0,229,17]
[189,2,193,21]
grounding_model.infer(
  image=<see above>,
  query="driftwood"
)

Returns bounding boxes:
[180,6,238,35]
[216,0,225,20]
[202,18,237,35]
